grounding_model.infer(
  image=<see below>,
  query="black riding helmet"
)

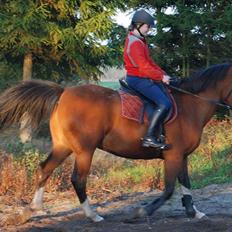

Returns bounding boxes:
[131,9,155,28]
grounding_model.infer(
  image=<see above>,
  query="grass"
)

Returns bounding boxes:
[104,161,163,190]
[190,146,232,188]
[189,120,232,188]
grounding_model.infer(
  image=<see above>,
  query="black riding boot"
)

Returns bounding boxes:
[142,106,168,149]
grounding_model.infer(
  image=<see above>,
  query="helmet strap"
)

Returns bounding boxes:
[136,23,145,37]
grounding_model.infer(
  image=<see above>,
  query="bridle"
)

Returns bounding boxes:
[169,84,232,110]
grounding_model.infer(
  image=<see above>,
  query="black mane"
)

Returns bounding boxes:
[176,63,232,94]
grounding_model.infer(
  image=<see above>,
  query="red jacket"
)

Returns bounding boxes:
[123,32,165,81]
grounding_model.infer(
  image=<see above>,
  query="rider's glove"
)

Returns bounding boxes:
[162,75,171,85]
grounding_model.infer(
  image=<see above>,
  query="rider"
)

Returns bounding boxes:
[123,9,172,149]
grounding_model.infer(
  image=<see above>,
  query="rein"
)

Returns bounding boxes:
[169,84,232,110]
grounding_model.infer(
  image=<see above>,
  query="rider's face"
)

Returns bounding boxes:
[139,24,151,36]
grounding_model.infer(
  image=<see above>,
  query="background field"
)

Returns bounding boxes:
[99,81,120,90]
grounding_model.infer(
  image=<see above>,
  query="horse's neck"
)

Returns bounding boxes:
[175,90,217,128]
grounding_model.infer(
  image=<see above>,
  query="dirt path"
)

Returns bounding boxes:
[1,183,232,232]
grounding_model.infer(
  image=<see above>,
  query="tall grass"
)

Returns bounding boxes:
[0,141,73,203]
[0,120,231,204]
[189,120,232,188]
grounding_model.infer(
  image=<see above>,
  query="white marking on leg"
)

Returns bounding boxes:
[31,187,45,209]
[81,199,104,222]
[193,205,206,219]
[181,185,206,219]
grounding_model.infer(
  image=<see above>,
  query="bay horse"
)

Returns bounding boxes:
[0,63,232,222]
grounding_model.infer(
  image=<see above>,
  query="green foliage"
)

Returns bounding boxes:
[107,164,153,184]
[190,147,232,188]
[123,0,232,77]
[102,160,164,192]
[0,0,125,84]
[0,54,22,90]
[104,24,127,68]
[189,121,232,188]
[14,149,46,177]
[1,0,232,88]
[6,140,46,177]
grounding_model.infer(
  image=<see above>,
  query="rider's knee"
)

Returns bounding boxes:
[159,100,172,112]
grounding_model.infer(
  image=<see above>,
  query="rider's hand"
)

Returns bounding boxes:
[162,75,171,85]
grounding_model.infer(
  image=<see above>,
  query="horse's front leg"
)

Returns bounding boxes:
[133,153,183,218]
[71,150,104,222]
[178,157,206,219]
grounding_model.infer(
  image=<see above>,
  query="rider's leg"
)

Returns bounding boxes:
[126,77,172,148]
[142,105,169,148]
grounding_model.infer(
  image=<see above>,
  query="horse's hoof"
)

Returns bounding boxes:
[186,209,196,218]
[91,214,104,222]
[195,212,207,219]
[123,207,149,223]
[130,207,148,220]
[19,207,34,223]
[30,203,43,211]
[136,207,148,217]
[193,206,206,219]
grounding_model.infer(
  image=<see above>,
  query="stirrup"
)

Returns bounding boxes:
[142,137,169,150]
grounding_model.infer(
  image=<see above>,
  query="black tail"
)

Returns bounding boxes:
[0,80,64,130]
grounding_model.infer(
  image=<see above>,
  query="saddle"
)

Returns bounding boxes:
[118,78,177,125]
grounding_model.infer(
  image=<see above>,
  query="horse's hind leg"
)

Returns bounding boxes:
[178,157,205,219]
[71,149,104,222]
[31,145,71,210]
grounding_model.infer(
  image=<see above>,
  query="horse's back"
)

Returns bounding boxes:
[62,84,120,115]
[50,84,121,148]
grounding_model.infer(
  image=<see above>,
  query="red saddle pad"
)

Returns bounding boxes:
[118,90,177,125]
[118,90,147,123]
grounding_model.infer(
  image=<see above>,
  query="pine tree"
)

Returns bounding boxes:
[0,0,123,82]
[121,0,232,77]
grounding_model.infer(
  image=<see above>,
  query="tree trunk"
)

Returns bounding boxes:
[182,56,186,78]
[23,53,33,80]
[182,34,187,78]
[156,6,162,35]
[20,53,33,143]
[187,56,190,77]
[19,112,32,143]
